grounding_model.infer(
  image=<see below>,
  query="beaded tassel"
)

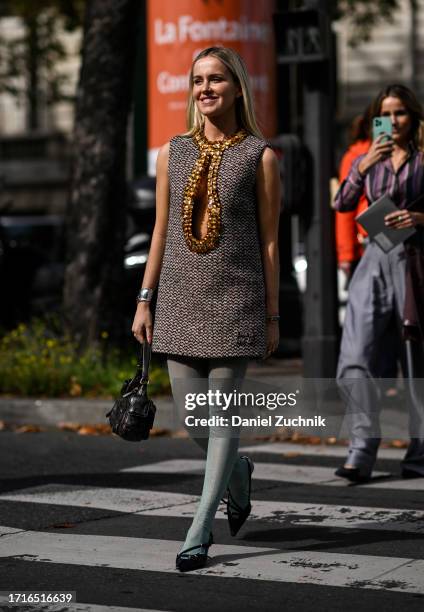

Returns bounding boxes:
[182,129,247,254]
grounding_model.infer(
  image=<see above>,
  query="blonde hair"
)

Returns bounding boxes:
[185,46,263,138]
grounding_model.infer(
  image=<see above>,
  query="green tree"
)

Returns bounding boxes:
[0,0,84,129]
[331,0,414,46]
[287,0,407,46]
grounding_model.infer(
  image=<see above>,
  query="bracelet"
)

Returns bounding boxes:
[136,288,154,303]
[266,315,280,321]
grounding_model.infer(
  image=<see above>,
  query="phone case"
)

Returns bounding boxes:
[372,117,393,141]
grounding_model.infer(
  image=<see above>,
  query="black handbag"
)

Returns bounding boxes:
[106,342,156,441]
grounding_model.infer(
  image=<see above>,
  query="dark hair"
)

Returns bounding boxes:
[349,103,372,143]
[369,84,424,147]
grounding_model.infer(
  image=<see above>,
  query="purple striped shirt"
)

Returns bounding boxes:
[334,147,424,211]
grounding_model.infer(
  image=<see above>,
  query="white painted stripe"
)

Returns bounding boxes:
[120,459,382,483]
[122,459,424,490]
[143,500,424,534]
[0,600,166,612]
[1,529,423,594]
[121,459,207,475]
[71,607,170,612]
[69,607,169,612]
[239,442,406,460]
[0,525,23,536]
[1,485,423,533]
[0,485,198,515]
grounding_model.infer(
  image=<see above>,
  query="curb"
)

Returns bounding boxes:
[0,360,301,430]
[0,396,177,430]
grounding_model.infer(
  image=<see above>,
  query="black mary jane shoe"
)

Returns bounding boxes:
[334,465,371,484]
[226,456,254,537]
[175,532,213,572]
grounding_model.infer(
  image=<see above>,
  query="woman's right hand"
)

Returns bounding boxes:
[358,134,394,175]
[132,302,153,344]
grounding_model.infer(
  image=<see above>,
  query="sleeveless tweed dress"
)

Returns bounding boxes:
[152,133,269,359]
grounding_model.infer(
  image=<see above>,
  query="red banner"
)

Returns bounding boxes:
[147,0,277,174]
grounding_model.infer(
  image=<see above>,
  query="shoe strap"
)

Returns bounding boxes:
[177,542,210,558]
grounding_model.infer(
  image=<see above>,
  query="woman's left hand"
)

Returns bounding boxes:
[265,320,280,358]
[384,210,424,229]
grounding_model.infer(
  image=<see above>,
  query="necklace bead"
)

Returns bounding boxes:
[182,129,247,254]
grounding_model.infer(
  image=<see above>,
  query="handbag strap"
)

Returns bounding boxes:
[136,342,151,383]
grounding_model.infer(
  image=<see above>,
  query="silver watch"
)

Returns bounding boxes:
[136,288,154,303]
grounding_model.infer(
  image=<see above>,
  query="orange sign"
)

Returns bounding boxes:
[147,0,277,174]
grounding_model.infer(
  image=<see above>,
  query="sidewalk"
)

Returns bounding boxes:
[0,396,175,429]
[0,358,302,428]
[0,357,412,441]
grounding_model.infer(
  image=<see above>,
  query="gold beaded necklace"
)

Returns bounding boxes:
[182,128,248,254]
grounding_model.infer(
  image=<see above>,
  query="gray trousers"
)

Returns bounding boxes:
[337,241,424,475]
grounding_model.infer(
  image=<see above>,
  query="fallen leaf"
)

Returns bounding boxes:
[57,422,81,431]
[57,422,111,435]
[171,430,189,438]
[49,522,76,529]
[77,425,102,436]
[325,437,338,445]
[14,424,45,433]
[87,423,111,434]
[390,439,408,448]
[150,428,171,437]
[290,433,321,445]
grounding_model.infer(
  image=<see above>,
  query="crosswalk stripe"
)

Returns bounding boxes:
[70,608,170,612]
[0,486,198,515]
[1,485,423,533]
[1,528,423,594]
[120,459,424,490]
[0,525,23,536]
[0,601,166,612]
[71,608,168,612]
[143,500,424,534]
[239,442,406,460]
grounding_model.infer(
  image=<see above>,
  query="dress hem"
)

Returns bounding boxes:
[153,348,265,360]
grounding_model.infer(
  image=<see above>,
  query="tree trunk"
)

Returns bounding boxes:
[63,0,140,348]
[26,15,39,131]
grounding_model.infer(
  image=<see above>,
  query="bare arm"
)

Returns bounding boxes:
[334,136,394,211]
[256,146,281,355]
[132,142,170,343]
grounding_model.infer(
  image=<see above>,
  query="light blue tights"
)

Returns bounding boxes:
[167,356,251,554]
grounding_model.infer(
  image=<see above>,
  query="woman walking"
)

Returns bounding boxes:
[334,84,424,482]
[132,46,281,570]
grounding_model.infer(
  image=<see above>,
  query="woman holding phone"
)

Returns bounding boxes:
[131,46,280,570]
[334,83,424,482]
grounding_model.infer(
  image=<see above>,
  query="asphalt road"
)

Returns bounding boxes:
[0,431,423,612]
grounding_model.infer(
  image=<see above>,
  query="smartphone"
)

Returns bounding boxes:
[372,116,393,142]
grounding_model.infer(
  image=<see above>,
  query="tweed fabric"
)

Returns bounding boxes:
[152,133,269,358]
